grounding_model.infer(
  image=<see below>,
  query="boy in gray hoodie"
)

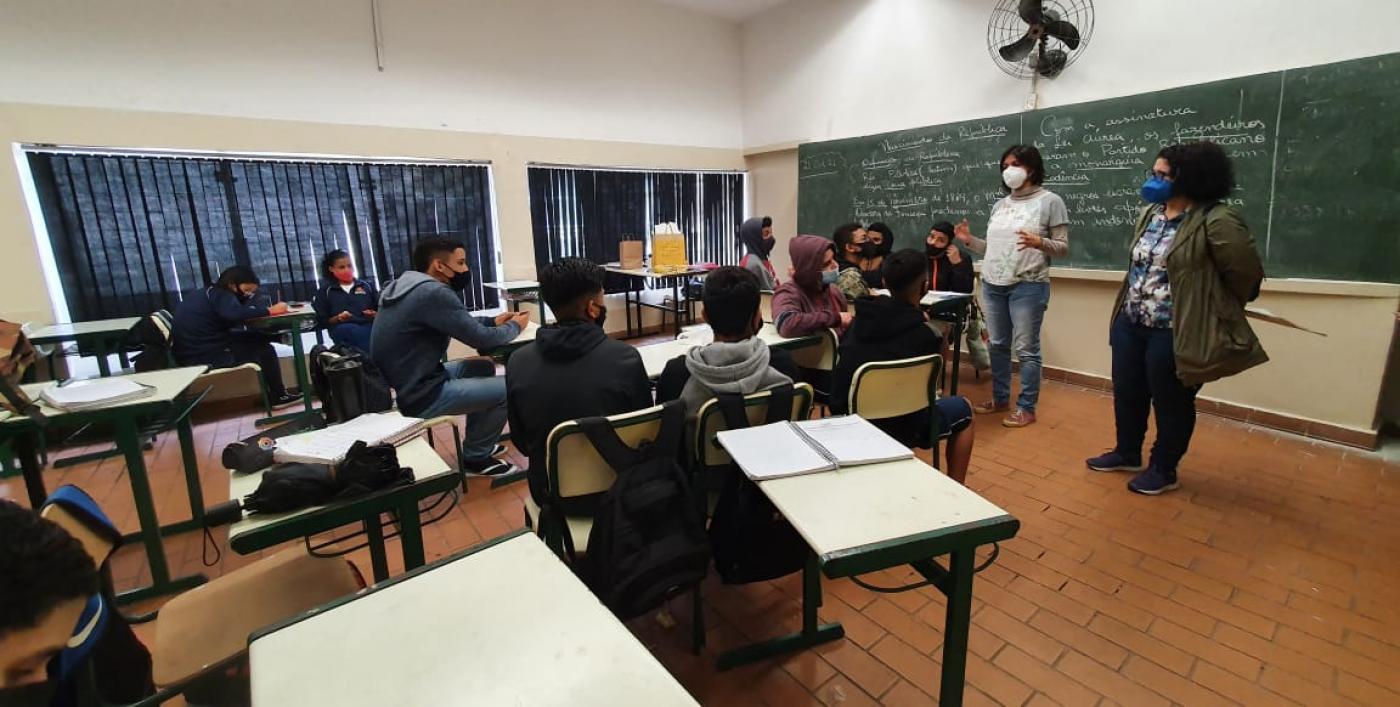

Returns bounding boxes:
[370,238,530,476]
[656,266,797,418]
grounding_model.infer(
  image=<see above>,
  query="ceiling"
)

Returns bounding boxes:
[647,0,790,21]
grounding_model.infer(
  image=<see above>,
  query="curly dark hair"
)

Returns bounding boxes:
[833,222,865,253]
[0,500,98,637]
[539,257,605,314]
[881,249,928,295]
[1000,144,1046,189]
[702,266,761,337]
[1158,142,1235,202]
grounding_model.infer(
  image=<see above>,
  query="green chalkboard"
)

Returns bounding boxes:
[797,52,1400,283]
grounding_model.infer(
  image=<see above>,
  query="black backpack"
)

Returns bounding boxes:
[707,384,809,584]
[128,310,175,373]
[571,401,709,620]
[309,344,393,424]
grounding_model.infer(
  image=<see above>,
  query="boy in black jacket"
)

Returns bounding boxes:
[830,249,976,483]
[926,221,974,293]
[505,258,652,488]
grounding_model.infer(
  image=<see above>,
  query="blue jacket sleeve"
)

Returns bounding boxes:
[431,288,521,349]
[210,289,269,323]
[312,287,332,326]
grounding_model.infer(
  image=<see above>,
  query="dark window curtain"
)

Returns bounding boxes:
[527,166,744,293]
[26,151,499,321]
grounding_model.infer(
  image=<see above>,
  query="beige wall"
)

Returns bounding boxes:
[750,150,1400,437]
[0,102,746,331]
[744,147,799,284]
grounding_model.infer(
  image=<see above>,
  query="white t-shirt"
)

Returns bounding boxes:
[979,189,1069,286]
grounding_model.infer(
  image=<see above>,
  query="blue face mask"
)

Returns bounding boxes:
[820,269,840,285]
[1140,175,1173,204]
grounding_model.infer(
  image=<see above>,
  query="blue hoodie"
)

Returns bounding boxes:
[370,271,521,415]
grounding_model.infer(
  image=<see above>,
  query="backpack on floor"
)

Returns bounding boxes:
[309,344,393,424]
[707,384,809,584]
[573,400,709,620]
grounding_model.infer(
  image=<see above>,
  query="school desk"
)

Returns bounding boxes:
[921,290,975,395]
[245,305,318,425]
[636,323,823,379]
[226,435,459,582]
[27,316,141,378]
[248,531,700,707]
[722,457,1019,707]
[483,279,541,313]
[603,263,712,338]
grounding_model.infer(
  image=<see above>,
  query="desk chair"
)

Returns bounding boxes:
[141,310,274,420]
[848,353,944,470]
[693,384,813,511]
[522,404,704,653]
[788,327,839,414]
[43,486,363,706]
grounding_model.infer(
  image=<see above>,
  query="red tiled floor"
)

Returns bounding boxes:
[4,364,1399,706]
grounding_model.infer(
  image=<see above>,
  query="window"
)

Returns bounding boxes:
[23,148,501,321]
[526,165,745,290]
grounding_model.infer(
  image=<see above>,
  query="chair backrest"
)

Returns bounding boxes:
[693,383,813,468]
[759,291,775,323]
[789,327,840,372]
[849,354,942,421]
[544,404,669,501]
[40,502,117,568]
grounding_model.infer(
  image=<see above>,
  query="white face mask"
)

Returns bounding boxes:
[1002,166,1029,190]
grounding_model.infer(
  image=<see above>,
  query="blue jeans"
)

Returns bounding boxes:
[414,360,507,462]
[327,322,373,353]
[1111,315,1200,474]
[981,281,1049,412]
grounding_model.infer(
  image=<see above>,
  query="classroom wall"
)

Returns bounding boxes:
[0,0,743,149]
[742,0,1400,443]
[0,102,745,333]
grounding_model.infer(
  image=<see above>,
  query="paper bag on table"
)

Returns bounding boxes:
[619,239,644,270]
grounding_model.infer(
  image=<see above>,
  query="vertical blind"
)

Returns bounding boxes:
[526,166,745,290]
[25,149,500,321]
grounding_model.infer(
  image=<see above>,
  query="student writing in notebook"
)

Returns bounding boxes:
[830,249,976,483]
[172,265,299,409]
[311,249,376,353]
[656,266,796,418]
[371,238,529,477]
[506,258,651,487]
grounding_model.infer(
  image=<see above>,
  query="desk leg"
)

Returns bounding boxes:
[95,338,112,377]
[364,515,390,582]
[290,328,314,415]
[15,433,47,508]
[950,316,965,397]
[937,549,976,707]
[112,416,206,605]
[716,551,845,670]
[671,279,682,335]
[176,416,205,528]
[396,498,426,572]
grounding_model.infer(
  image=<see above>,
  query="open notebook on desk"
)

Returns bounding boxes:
[716,415,913,481]
[39,378,155,411]
[273,412,424,464]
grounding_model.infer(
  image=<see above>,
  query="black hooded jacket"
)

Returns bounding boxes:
[830,295,944,446]
[505,321,652,486]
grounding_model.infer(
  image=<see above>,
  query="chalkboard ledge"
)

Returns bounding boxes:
[1040,267,1399,297]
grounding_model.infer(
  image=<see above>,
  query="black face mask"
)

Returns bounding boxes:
[926,244,948,257]
[856,242,877,258]
[447,269,472,292]
[0,680,59,707]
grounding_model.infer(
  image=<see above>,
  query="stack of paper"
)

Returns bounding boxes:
[40,378,155,411]
[716,415,914,481]
[274,412,424,464]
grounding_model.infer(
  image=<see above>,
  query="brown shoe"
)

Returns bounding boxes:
[1003,408,1036,428]
[974,399,1010,414]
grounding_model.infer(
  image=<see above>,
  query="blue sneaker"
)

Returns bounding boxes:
[1128,467,1179,495]
[1086,450,1145,472]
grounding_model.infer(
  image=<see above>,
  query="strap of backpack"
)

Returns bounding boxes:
[576,416,642,471]
[715,383,795,431]
[649,400,687,460]
[762,384,795,424]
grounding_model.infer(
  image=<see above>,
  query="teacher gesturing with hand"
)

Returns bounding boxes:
[955,144,1069,429]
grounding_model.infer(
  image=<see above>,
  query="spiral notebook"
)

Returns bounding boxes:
[273,412,424,464]
[716,415,913,481]
[39,378,155,411]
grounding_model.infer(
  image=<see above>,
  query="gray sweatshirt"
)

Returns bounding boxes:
[369,271,520,415]
[678,338,793,418]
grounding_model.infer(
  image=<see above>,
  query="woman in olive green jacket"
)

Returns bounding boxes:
[1086,142,1267,495]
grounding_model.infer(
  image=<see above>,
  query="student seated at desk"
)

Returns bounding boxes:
[926,221,975,294]
[372,238,529,477]
[772,235,850,339]
[312,249,377,353]
[505,258,651,479]
[656,266,797,417]
[172,265,299,408]
[831,249,976,483]
[832,222,873,302]
[861,222,894,289]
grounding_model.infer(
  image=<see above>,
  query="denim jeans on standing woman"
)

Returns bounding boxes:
[980,281,1050,412]
[1110,315,1200,475]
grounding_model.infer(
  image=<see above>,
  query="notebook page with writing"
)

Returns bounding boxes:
[715,422,836,481]
[39,378,154,410]
[274,412,424,464]
[793,416,913,467]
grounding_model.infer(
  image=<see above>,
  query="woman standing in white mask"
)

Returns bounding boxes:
[954,144,1069,428]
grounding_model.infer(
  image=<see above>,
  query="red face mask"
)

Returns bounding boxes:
[333,269,355,284]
